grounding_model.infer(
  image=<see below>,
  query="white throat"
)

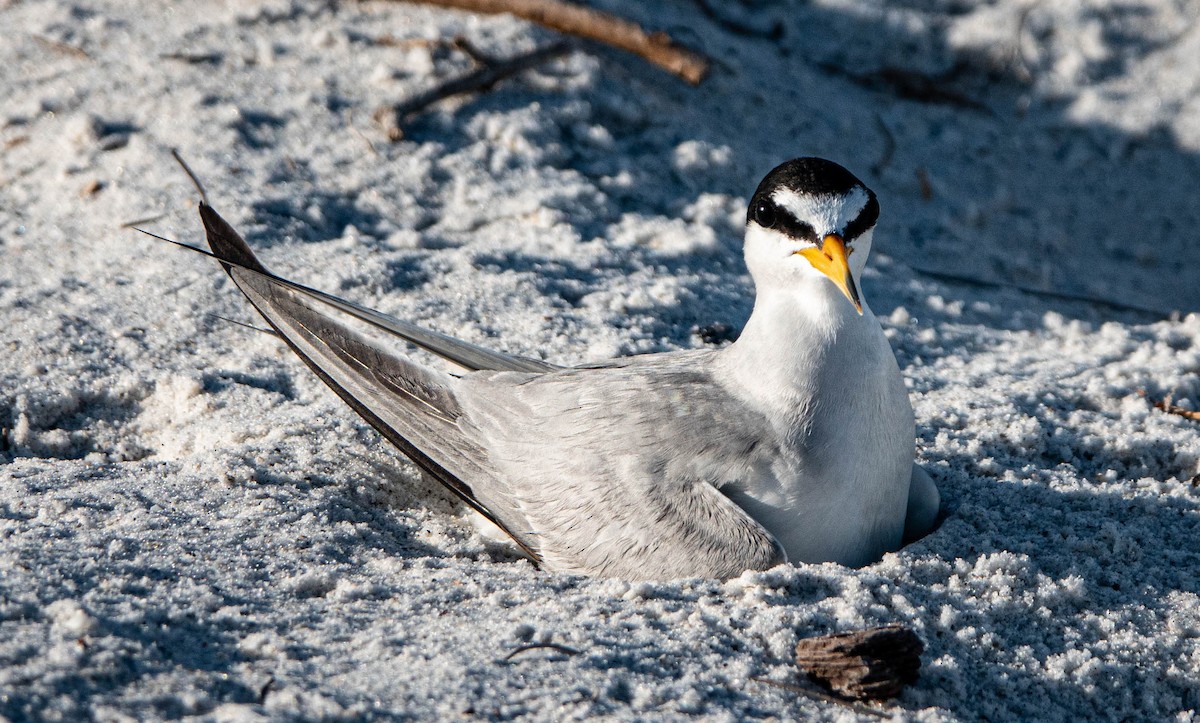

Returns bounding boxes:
[717,276,874,420]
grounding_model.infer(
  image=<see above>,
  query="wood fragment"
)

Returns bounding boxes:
[375,41,571,140]
[794,624,923,701]
[387,0,708,84]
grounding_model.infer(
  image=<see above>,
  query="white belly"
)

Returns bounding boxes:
[719,310,915,567]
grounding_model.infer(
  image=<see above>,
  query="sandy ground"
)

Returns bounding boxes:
[3,0,1200,720]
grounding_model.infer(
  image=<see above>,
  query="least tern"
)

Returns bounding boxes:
[185,157,939,579]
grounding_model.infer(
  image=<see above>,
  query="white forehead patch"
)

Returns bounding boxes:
[771,186,870,235]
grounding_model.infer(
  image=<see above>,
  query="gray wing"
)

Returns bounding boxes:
[456,357,788,579]
[199,202,784,579]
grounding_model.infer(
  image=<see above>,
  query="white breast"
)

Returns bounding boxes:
[714,287,914,566]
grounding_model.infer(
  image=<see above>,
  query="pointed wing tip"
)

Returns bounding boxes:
[198,201,269,274]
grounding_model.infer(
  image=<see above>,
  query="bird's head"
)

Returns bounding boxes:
[743,157,879,315]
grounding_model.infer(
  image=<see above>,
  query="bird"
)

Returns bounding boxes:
[185,156,940,580]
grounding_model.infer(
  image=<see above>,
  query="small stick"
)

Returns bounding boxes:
[387,0,708,84]
[502,642,581,661]
[376,41,571,139]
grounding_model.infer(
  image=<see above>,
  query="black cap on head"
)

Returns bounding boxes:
[746,158,879,241]
[754,157,866,199]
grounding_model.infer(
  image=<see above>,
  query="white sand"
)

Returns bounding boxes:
[3,0,1200,719]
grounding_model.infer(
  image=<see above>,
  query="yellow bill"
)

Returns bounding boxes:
[797,234,862,314]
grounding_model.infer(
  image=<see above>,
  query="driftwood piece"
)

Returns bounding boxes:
[375,41,571,139]
[794,624,924,701]
[389,0,709,84]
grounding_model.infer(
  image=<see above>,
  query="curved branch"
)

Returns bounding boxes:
[392,0,709,84]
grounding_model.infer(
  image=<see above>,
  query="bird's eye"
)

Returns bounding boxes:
[754,201,777,229]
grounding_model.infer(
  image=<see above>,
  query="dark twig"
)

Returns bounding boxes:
[910,266,1173,319]
[388,0,708,84]
[502,642,581,661]
[375,41,571,140]
[750,677,888,719]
